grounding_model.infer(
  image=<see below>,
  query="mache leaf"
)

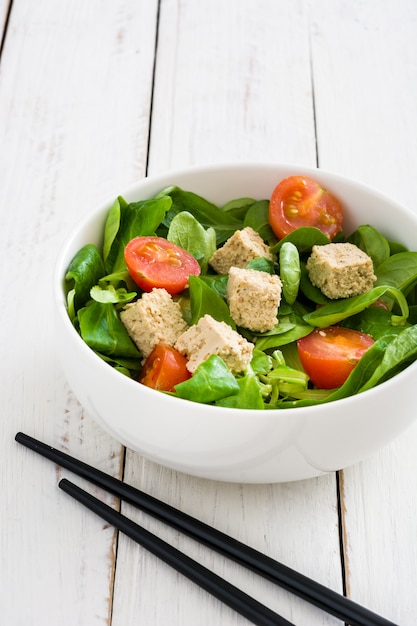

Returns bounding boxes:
[167,211,216,273]
[159,186,243,245]
[174,355,240,403]
[78,301,141,358]
[303,285,409,328]
[105,195,172,273]
[188,275,235,327]
[65,244,105,313]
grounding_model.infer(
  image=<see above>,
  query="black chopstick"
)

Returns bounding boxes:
[59,478,293,626]
[15,431,398,626]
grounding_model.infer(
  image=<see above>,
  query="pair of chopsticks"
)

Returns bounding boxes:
[15,432,398,626]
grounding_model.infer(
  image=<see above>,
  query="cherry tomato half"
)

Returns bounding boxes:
[139,344,191,392]
[269,176,343,240]
[297,326,375,389]
[125,236,201,295]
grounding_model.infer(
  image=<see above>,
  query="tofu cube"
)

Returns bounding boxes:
[306,243,376,299]
[175,314,254,373]
[120,288,188,358]
[209,226,276,274]
[226,267,282,332]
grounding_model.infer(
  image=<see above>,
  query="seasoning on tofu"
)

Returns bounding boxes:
[306,242,376,299]
[226,267,282,332]
[175,314,254,374]
[120,288,188,359]
[208,226,276,274]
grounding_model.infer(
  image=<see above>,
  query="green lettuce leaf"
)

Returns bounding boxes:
[65,244,105,314]
[78,301,141,358]
[174,355,239,403]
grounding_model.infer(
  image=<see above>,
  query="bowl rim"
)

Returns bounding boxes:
[54,160,417,420]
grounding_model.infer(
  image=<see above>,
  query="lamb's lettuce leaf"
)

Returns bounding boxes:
[216,369,264,409]
[174,355,239,402]
[157,186,243,245]
[271,226,330,254]
[348,224,391,268]
[188,275,235,328]
[359,325,417,392]
[341,306,410,339]
[103,196,127,264]
[65,244,105,317]
[245,256,275,274]
[90,284,137,305]
[303,285,409,328]
[222,197,256,219]
[279,241,301,305]
[375,251,417,292]
[78,301,141,358]
[104,195,172,274]
[167,211,216,273]
[243,199,276,243]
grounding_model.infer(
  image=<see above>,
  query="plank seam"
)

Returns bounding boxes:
[336,469,350,612]
[145,0,162,177]
[307,7,320,168]
[0,0,13,62]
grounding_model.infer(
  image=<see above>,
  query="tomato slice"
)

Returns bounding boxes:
[139,344,191,392]
[269,175,343,240]
[125,236,201,295]
[297,326,374,389]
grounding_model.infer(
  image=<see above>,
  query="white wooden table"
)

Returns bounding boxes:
[1,2,416,625]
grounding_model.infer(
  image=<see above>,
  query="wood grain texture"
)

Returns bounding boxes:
[116,2,343,625]
[113,455,341,626]
[310,1,417,623]
[1,1,416,625]
[148,0,317,172]
[0,1,158,625]
[0,0,10,36]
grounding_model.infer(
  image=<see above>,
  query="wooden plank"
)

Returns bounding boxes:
[310,1,417,623]
[113,459,342,626]
[148,0,318,172]
[0,1,158,624]
[113,2,343,625]
[0,0,10,37]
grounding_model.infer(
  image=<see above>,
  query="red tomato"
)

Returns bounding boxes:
[297,326,375,389]
[139,344,191,392]
[269,175,343,240]
[125,236,201,295]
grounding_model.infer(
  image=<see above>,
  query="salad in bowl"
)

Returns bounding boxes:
[65,172,417,410]
[55,163,417,482]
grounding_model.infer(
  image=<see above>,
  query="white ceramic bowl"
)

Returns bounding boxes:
[54,163,417,483]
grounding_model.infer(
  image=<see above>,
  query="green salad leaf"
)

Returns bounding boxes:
[158,186,243,245]
[65,244,105,317]
[174,355,240,403]
[188,275,235,328]
[167,211,216,273]
[375,251,417,292]
[64,184,417,410]
[271,226,330,254]
[216,369,265,409]
[348,224,391,268]
[279,241,301,305]
[243,199,276,242]
[78,301,141,359]
[359,325,417,392]
[303,285,409,328]
[105,195,172,273]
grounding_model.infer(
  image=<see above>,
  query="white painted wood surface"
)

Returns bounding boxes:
[310,2,417,623]
[1,1,415,625]
[0,1,9,36]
